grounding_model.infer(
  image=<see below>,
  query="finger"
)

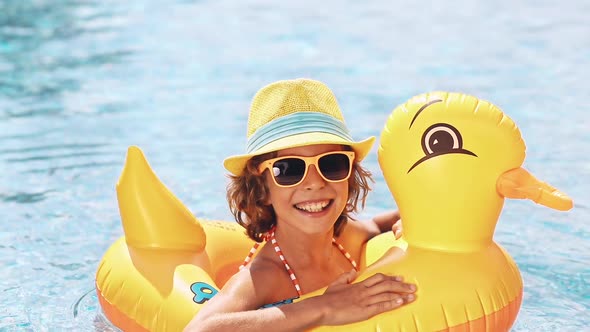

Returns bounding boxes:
[360,279,416,296]
[359,273,389,287]
[362,292,405,307]
[364,296,406,317]
[345,269,358,283]
[361,273,411,289]
[402,293,416,303]
[330,269,357,286]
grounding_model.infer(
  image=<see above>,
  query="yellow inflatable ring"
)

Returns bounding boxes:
[95,92,572,331]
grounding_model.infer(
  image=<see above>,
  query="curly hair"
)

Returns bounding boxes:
[226,146,373,242]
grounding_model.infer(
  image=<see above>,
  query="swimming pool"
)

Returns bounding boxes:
[1,0,588,331]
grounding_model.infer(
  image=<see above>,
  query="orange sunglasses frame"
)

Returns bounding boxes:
[257,151,355,188]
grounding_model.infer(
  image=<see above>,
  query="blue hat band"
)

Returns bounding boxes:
[246,112,353,153]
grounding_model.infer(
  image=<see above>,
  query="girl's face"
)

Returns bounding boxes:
[264,144,349,235]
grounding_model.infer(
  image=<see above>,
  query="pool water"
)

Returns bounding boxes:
[1,0,588,331]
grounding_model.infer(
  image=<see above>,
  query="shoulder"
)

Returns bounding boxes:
[248,253,286,288]
[234,253,287,297]
[247,248,300,302]
[333,218,374,267]
[337,217,373,245]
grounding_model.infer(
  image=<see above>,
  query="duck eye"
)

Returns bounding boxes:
[422,123,462,155]
[408,122,476,173]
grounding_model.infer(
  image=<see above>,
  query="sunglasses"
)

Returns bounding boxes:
[257,151,355,187]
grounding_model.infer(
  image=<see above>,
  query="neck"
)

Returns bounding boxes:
[273,225,335,266]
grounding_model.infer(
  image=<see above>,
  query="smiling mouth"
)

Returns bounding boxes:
[295,200,331,212]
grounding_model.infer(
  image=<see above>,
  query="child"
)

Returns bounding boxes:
[184,78,415,332]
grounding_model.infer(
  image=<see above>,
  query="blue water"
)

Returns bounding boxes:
[1,0,588,331]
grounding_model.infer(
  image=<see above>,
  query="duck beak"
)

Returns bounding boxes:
[497,167,573,211]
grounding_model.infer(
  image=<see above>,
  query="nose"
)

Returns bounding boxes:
[301,165,325,189]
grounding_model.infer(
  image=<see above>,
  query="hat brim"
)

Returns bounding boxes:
[223,133,375,176]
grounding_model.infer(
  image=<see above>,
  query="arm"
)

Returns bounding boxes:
[185,295,325,332]
[364,210,402,239]
[185,268,323,332]
[184,269,415,332]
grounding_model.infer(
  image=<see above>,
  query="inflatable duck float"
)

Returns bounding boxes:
[95,92,572,332]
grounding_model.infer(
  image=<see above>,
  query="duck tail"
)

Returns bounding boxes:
[116,146,207,251]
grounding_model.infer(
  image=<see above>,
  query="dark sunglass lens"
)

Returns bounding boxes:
[318,154,350,181]
[272,158,306,185]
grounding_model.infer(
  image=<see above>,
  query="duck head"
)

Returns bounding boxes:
[378,92,572,252]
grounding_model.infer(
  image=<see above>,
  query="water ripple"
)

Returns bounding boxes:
[5,151,114,163]
[0,0,134,119]
[24,161,119,174]
[0,190,54,204]
[0,143,108,155]
[49,262,84,271]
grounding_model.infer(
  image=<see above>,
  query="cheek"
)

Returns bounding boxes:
[334,181,350,202]
[265,175,291,207]
[263,176,275,205]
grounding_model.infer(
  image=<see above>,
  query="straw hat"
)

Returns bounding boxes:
[223,78,375,176]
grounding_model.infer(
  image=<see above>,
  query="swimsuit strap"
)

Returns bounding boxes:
[332,237,359,271]
[240,228,359,297]
[268,230,303,296]
[240,242,260,269]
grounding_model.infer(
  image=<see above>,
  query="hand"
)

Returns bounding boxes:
[392,219,403,239]
[316,270,416,326]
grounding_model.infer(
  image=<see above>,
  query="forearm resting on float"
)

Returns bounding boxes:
[183,296,328,332]
[184,271,416,332]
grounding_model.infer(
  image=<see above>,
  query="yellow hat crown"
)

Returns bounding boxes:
[223,78,375,175]
[247,78,345,137]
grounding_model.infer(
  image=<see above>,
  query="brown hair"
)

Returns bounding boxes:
[226,146,373,242]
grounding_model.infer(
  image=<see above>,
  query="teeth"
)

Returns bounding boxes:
[295,200,330,212]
